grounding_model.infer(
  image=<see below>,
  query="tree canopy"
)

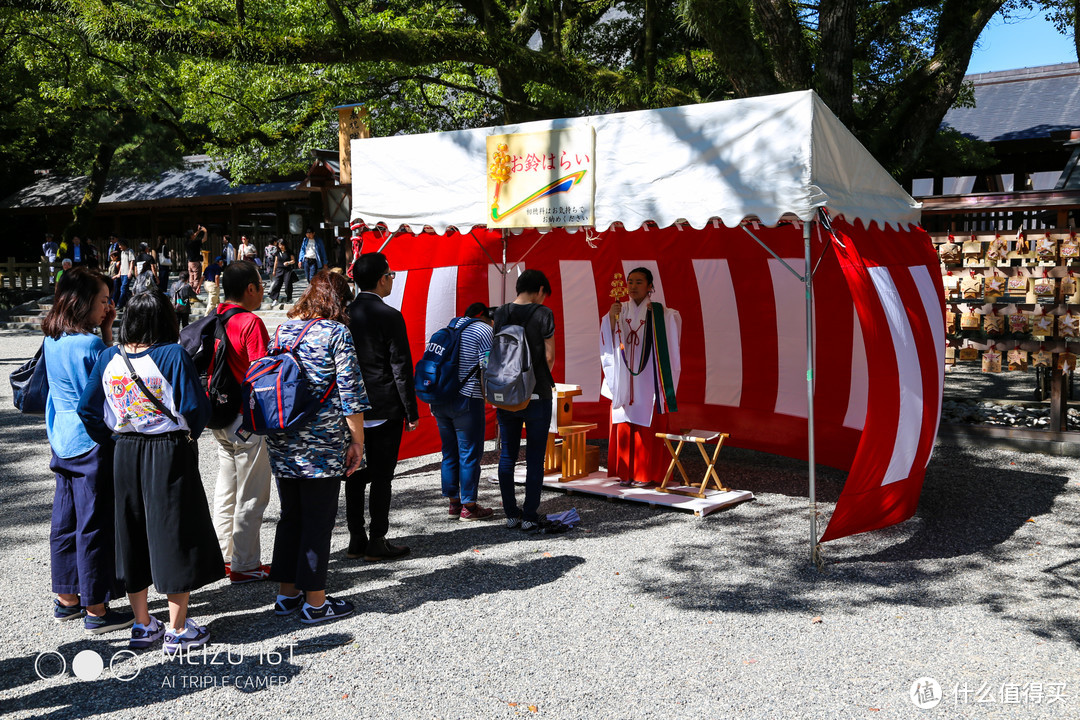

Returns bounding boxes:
[1,0,1076,217]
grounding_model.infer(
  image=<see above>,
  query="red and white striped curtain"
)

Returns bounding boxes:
[371,217,942,542]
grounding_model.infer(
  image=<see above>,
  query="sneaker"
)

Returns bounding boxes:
[84,608,136,635]
[459,503,494,522]
[129,617,165,649]
[53,598,84,623]
[363,537,411,562]
[448,499,463,517]
[299,596,354,624]
[230,564,271,585]
[506,516,522,529]
[163,619,210,655]
[274,593,304,616]
[521,518,541,533]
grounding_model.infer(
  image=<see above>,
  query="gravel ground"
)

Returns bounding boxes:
[0,328,1077,719]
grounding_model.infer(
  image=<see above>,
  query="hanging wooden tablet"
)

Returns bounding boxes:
[982,349,1002,373]
[1008,313,1029,333]
[945,346,956,365]
[943,274,962,299]
[1007,275,1029,294]
[1060,234,1079,259]
[984,314,1004,334]
[960,311,981,330]
[1010,231,1035,264]
[1060,274,1077,302]
[1007,348,1028,371]
[986,234,1008,262]
[1032,349,1053,368]
[1035,235,1058,263]
[961,276,983,299]
[963,239,983,267]
[1058,313,1079,337]
[945,310,957,333]
[984,274,1005,300]
[1030,313,1055,336]
[958,346,979,361]
[1057,351,1077,372]
[939,241,962,264]
[1032,277,1056,297]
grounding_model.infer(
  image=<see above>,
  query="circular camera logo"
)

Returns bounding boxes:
[910,677,943,709]
[72,650,104,681]
[34,651,67,680]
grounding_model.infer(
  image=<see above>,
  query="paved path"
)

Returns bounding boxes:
[0,330,1077,719]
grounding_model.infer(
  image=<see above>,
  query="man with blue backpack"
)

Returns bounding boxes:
[416,302,496,521]
[205,261,274,585]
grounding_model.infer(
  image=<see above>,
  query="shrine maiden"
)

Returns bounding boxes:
[599,267,681,486]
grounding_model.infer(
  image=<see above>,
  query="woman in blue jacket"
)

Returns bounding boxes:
[43,267,134,634]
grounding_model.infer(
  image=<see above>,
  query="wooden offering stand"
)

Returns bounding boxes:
[543,384,599,481]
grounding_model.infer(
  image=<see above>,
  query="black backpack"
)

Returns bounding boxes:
[179,307,250,429]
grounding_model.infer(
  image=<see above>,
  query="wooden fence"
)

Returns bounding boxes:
[0,257,52,290]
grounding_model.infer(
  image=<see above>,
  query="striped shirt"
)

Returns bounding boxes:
[451,317,493,399]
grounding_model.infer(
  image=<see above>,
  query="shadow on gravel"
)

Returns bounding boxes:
[839,456,1067,563]
[341,555,585,614]
[4,632,350,717]
[624,442,1078,646]
[0,412,59,542]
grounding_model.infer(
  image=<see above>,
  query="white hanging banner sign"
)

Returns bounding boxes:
[486,127,595,228]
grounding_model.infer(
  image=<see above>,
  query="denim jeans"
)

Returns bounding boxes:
[431,396,486,504]
[496,399,552,522]
[304,258,320,282]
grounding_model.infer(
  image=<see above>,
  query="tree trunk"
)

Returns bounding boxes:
[872,0,1004,177]
[754,0,812,90]
[644,0,657,88]
[64,139,116,244]
[678,0,780,97]
[815,0,857,125]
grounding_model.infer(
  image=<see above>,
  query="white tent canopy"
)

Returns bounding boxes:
[351,90,920,233]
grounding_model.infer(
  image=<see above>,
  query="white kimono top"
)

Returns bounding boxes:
[600,299,681,427]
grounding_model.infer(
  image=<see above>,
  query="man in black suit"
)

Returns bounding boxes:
[346,252,419,561]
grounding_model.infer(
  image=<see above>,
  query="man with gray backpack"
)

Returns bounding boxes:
[486,270,556,532]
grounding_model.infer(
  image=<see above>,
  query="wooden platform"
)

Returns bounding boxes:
[488,469,755,517]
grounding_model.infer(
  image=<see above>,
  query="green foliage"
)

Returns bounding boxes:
[1,0,1076,193]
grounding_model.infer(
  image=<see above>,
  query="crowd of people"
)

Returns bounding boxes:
[42,227,354,314]
[37,228,680,656]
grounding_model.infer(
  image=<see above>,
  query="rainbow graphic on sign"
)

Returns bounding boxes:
[486,128,595,228]
[491,171,588,223]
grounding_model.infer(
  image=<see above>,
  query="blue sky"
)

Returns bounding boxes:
[968,7,1076,73]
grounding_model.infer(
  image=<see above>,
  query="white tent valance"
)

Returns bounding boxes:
[351,90,920,234]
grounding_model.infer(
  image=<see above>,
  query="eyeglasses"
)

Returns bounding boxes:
[384,271,397,279]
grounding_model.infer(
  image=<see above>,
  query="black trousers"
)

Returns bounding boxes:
[345,419,404,544]
[268,271,294,302]
[268,477,341,591]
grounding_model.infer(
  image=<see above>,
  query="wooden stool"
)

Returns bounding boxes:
[656,430,730,498]
[557,422,597,481]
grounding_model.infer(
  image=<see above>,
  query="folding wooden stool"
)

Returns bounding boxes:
[655,430,730,498]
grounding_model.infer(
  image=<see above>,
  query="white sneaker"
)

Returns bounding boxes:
[163,618,210,655]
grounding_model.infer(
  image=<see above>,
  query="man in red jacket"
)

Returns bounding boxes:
[211,261,274,584]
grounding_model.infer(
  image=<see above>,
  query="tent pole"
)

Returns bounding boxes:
[805,219,821,569]
[501,231,508,304]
